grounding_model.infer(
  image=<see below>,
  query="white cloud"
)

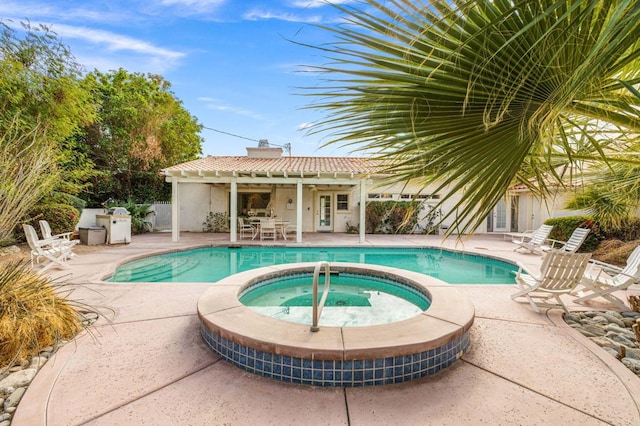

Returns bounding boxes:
[158,0,227,15]
[290,0,354,9]
[0,1,134,25]
[197,96,218,102]
[50,23,184,61]
[202,100,264,121]
[243,9,322,23]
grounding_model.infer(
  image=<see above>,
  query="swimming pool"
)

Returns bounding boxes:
[108,246,517,284]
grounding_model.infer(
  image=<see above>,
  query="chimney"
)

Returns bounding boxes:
[246,139,283,158]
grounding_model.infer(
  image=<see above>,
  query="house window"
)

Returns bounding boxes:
[336,194,349,211]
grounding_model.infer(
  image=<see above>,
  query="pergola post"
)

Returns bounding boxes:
[230,179,238,242]
[296,179,303,242]
[359,179,366,243]
[171,176,180,242]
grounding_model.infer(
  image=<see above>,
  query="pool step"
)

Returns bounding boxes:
[111,257,199,282]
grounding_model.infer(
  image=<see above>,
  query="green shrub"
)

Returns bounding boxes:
[365,201,419,234]
[14,203,80,241]
[543,216,602,252]
[120,200,153,234]
[0,261,83,366]
[203,212,229,232]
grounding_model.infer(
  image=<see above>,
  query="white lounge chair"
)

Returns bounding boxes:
[39,219,79,252]
[23,224,70,272]
[542,227,590,253]
[238,218,257,240]
[512,224,553,253]
[573,246,640,310]
[511,251,591,313]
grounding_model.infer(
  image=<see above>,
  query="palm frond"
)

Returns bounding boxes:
[304,0,640,233]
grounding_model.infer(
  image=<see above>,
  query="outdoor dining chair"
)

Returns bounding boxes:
[259,218,277,241]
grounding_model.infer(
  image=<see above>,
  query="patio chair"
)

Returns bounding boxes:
[39,220,79,251]
[573,246,640,310]
[284,223,297,236]
[512,224,553,254]
[511,251,591,313]
[542,227,590,253]
[23,224,70,272]
[259,218,277,241]
[238,218,256,240]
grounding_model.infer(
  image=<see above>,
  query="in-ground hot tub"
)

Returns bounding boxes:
[198,262,475,387]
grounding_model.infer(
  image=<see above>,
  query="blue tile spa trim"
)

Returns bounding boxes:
[200,324,471,387]
[197,262,475,387]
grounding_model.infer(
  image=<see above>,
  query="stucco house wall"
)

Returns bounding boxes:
[180,183,211,232]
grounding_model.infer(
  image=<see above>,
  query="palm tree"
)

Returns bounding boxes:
[304,0,640,234]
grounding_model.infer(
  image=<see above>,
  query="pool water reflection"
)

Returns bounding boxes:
[108,246,517,284]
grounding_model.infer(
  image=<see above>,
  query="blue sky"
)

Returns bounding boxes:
[0,0,359,157]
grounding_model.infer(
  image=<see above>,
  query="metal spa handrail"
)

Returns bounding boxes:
[310,261,331,332]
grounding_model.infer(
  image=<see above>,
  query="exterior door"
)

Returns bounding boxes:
[317,193,333,232]
[489,198,509,232]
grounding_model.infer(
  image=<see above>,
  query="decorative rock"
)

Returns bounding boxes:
[0,387,14,398]
[626,348,640,361]
[591,316,610,325]
[579,317,596,324]
[588,336,619,349]
[29,356,48,370]
[567,310,640,379]
[604,324,637,340]
[0,336,78,421]
[3,387,25,410]
[0,369,36,391]
[600,313,626,328]
[576,329,598,338]
[83,312,99,321]
[602,347,620,358]
[622,358,640,374]
[605,311,624,319]
[605,332,636,348]
[565,313,583,322]
[583,325,606,337]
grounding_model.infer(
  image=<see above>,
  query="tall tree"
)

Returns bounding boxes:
[0,21,95,242]
[305,0,640,234]
[81,69,203,205]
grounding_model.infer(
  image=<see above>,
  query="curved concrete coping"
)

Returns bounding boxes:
[198,262,475,361]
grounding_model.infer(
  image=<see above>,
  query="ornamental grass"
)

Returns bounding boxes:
[0,261,83,367]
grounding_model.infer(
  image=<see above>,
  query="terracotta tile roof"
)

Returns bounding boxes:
[163,156,388,175]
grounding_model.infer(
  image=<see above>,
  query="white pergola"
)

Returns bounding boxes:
[163,165,378,244]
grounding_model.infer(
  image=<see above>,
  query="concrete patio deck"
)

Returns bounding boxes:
[11,232,640,425]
